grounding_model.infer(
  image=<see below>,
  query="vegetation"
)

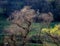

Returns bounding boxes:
[0,0,60,46]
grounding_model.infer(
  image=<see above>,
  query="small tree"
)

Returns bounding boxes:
[38,12,54,28]
[37,12,54,45]
[38,12,60,46]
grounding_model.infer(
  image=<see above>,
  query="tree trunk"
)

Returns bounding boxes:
[22,22,31,46]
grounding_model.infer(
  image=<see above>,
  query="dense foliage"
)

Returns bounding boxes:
[42,24,60,36]
[0,0,60,21]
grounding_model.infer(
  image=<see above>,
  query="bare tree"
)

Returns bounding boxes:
[5,6,36,46]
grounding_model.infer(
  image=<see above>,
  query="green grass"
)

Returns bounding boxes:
[26,43,43,46]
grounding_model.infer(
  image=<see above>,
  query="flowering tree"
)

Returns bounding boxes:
[5,6,36,46]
